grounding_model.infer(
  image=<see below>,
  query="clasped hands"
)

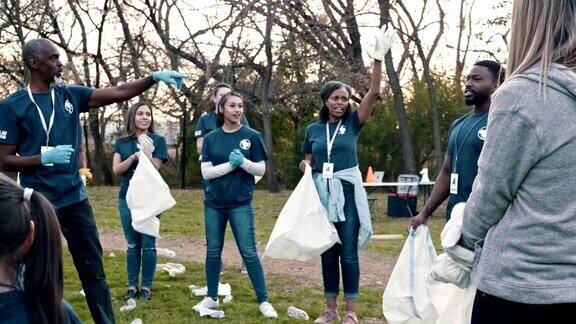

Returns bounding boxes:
[229,149,245,168]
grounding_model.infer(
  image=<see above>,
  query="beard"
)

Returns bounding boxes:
[464,90,491,106]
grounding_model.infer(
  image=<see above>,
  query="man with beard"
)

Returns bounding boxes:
[0,38,187,323]
[410,60,504,229]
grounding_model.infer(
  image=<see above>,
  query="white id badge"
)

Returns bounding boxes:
[450,173,459,194]
[41,146,54,167]
[322,162,334,179]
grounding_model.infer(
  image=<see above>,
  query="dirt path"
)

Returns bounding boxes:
[98,229,395,323]
[98,229,397,290]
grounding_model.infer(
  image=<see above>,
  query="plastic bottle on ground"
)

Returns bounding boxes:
[287,306,309,320]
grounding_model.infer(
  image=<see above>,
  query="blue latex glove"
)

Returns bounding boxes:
[151,71,188,89]
[229,150,245,168]
[41,145,75,165]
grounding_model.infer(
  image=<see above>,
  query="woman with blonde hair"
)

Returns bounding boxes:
[459,0,576,322]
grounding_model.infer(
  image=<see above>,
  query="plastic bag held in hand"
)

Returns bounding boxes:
[137,134,155,159]
[264,163,340,261]
[126,151,176,237]
[41,145,75,165]
[151,70,188,89]
[382,225,439,324]
[371,26,398,61]
[430,202,474,288]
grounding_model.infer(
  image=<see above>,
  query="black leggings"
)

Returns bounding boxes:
[471,290,575,324]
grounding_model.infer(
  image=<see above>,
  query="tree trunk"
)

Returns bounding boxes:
[385,53,417,173]
[422,66,443,169]
[378,0,417,173]
[88,110,114,185]
[261,0,280,192]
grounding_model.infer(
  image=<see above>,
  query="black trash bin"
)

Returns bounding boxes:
[387,194,418,217]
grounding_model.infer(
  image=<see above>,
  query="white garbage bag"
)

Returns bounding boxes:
[431,202,474,289]
[382,225,439,324]
[126,152,176,238]
[436,285,476,324]
[263,164,340,261]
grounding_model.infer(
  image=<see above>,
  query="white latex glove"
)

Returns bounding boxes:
[430,252,472,289]
[371,25,398,61]
[137,133,155,159]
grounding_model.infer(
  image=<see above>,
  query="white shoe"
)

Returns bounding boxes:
[259,302,278,318]
[195,297,219,310]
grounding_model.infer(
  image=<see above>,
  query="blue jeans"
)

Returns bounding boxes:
[118,198,158,289]
[204,204,268,303]
[321,180,360,299]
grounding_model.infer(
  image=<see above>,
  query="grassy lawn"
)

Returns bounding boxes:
[90,186,447,255]
[67,186,448,323]
[64,252,384,323]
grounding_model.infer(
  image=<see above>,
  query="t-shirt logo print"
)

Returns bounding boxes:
[338,125,346,134]
[478,126,487,141]
[239,139,251,150]
[64,100,74,114]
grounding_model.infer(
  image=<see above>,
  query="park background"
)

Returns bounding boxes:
[0,0,512,322]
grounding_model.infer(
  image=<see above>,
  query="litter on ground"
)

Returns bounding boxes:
[156,262,185,276]
[120,299,136,312]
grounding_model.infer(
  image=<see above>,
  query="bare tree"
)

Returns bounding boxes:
[378,0,417,173]
[453,0,476,84]
[396,0,445,170]
[260,0,280,191]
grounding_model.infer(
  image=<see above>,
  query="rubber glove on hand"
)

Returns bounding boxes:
[229,150,245,168]
[151,71,188,89]
[137,133,155,159]
[371,25,398,61]
[41,145,75,165]
[79,168,93,185]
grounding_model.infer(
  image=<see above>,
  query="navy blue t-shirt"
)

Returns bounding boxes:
[201,126,267,209]
[301,110,363,173]
[114,133,169,199]
[194,111,249,138]
[0,291,81,324]
[445,111,488,219]
[0,85,93,208]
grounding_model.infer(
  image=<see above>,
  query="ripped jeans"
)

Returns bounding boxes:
[118,198,159,289]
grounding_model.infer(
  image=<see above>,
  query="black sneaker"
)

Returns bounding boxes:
[125,287,138,300]
[139,288,151,300]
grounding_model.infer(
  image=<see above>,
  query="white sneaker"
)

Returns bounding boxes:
[259,302,278,318]
[195,297,219,309]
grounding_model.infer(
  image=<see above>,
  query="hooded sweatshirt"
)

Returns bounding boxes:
[461,64,576,304]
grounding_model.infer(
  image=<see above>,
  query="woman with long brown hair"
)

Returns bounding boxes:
[195,92,277,319]
[112,101,169,301]
[194,83,250,157]
[0,173,80,323]
[460,0,576,322]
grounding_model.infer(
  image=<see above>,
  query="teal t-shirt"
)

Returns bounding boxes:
[445,111,488,219]
[114,133,169,199]
[201,125,267,209]
[0,85,93,208]
[301,110,363,173]
[194,111,249,138]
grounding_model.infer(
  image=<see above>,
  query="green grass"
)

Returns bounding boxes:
[64,252,384,323]
[90,187,447,255]
[67,186,448,323]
